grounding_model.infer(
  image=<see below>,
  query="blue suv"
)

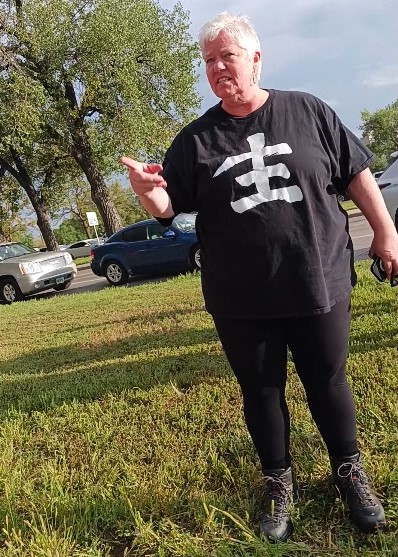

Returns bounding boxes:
[90,213,200,285]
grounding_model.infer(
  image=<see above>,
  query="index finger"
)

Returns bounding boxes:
[120,156,142,171]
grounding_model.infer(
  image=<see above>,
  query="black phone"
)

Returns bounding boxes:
[370,257,398,287]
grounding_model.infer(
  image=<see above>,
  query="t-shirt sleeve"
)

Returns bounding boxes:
[156,129,197,228]
[318,101,375,196]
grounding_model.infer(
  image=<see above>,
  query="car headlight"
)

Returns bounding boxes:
[63,252,73,264]
[19,261,43,275]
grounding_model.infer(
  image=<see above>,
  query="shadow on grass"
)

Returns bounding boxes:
[0,319,218,376]
[54,306,206,336]
[0,324,230,416]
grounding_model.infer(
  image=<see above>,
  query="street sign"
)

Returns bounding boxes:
[86,211,98,227]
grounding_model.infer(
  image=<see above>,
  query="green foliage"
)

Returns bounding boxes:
[360,99,398,170]
[1,0,201,167]
[13,230,35,248]
[109,181,149,226]
[0,0,201,236]
[0,263,397,555]
[54,216,86,244]
[54,178,149,236]
[0,177,35,241]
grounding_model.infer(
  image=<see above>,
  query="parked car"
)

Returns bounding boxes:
[90,213,200,285]
[61,238,104,259]
[0,242,77,303]
[378,158,398,230]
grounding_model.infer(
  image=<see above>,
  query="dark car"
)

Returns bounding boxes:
[90,213,200,285]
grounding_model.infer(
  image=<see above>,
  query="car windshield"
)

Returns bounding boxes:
[173,213,196,232]
[0,243,35,261]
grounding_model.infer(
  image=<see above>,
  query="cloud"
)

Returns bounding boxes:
[160,0,398,131]
[361,66,398,88]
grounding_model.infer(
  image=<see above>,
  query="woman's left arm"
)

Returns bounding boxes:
[347,167,398,280]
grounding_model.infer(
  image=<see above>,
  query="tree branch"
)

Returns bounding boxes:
[63,78,79,112]
[81,105,103,118]
[0,154,21,182]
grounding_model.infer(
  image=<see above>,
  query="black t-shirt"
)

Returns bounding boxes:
[159,89,374,318]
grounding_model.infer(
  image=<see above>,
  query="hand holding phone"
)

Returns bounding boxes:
[370,257,398,287]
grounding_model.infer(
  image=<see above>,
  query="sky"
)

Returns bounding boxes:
[161,0,398,136]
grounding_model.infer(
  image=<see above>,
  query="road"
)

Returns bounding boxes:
[349,213,373,259]
[65,214,373,295]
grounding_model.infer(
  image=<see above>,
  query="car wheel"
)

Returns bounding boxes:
[53,281,72,292]
[104,260,129,286]
[0,278,24,304]
[189,245,201,270]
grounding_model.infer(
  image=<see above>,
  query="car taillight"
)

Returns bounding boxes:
[90,250,94,260]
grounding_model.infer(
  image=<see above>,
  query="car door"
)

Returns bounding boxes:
[67,241,90,258]
[119,224,155,271]
[143,223,186,270]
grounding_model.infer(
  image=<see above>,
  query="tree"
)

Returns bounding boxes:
[54,217,86,245]
[0,0,201,236]
[0,151,61,250]
[55,177,149,238]
[55,177,96,238]
[0,175,35,242]
[0,69,64,249]
[108,181,150,227]
[360,100,398,170]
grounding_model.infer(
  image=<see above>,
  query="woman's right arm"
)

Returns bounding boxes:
[120,157,175,219]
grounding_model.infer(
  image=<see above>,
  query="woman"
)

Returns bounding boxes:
[121,12,398,543]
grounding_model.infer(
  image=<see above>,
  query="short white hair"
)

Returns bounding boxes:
[198,12,262,81]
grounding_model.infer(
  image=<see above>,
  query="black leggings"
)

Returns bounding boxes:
[213,297,358,471]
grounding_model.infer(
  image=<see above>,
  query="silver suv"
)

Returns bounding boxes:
[0,242,77,303]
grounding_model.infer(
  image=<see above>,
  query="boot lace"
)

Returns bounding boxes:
[337,462,376,507]
[263,475,292,522]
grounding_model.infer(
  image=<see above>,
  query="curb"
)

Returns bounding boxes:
[77,263,91,271]
[347,209,362,219]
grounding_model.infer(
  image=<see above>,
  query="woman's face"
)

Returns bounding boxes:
[203,31,259,103]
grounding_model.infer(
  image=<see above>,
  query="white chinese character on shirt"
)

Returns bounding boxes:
[213,133,303,214]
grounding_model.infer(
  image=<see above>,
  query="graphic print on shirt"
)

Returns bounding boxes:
[213,133,303,214]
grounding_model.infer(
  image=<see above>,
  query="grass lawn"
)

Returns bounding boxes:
[0,262,397,556]
[74,256,91,266]
[340,199,358,212]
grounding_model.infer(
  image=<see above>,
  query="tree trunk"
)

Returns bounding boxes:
[74,209,91,237]
[22,181,59,250]
[0,154,59,251]
[70,126,123,237]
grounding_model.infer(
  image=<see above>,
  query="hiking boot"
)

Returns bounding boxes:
[330,453,386,533]
[259,467,296,542]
